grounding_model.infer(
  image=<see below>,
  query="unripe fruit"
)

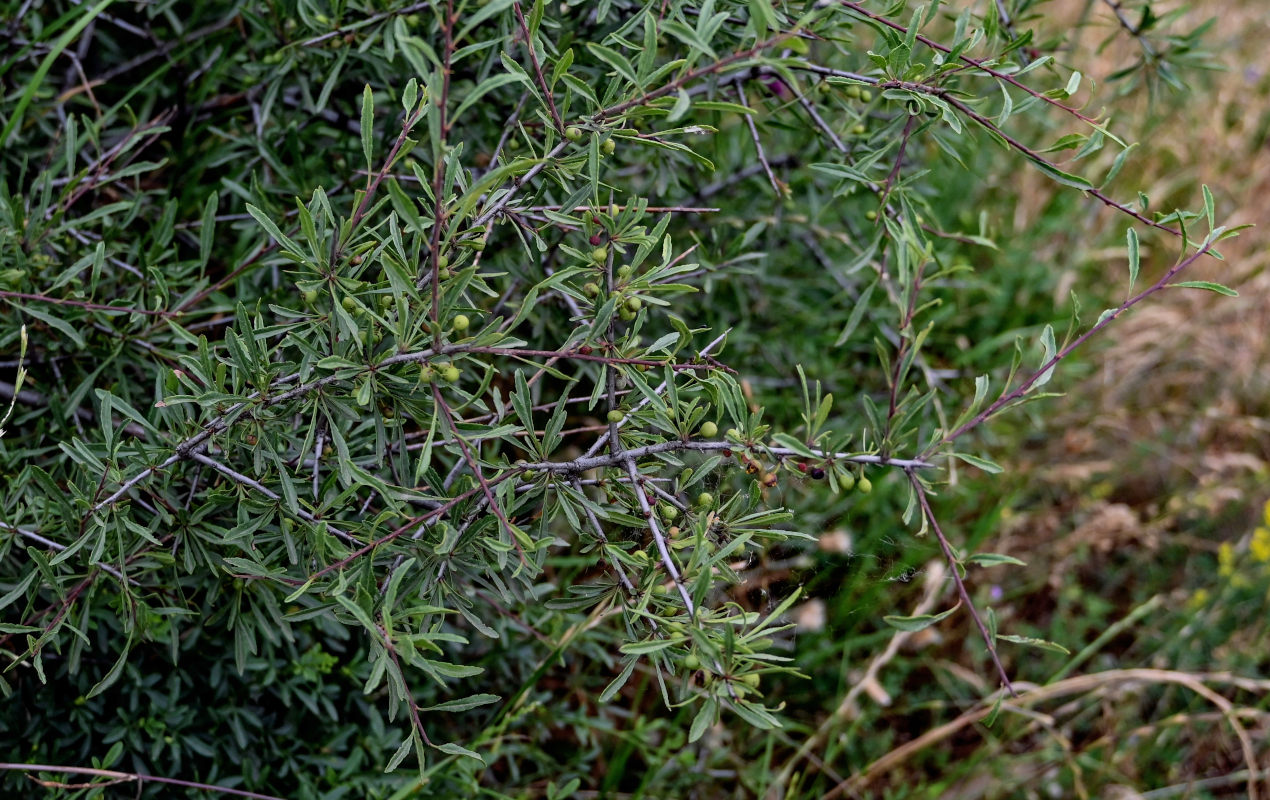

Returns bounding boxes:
[379,295,393,309]
[303,289,319,305]
[865,210,878,221]
[846,86,862,99]
[607,409,625,424]
[617,264,634,281]
[624,296,642,313]
[342,296,357,311]
[602,138,616,155]
[438,254,450,270]
[858,476,873,494]
[699,421,718,438]
[838,472,855,492]
[618,307,636,322]
[452,314,470,332]
[469,237,486,251]
[583,282,600,298]
[684,653,701,670]
[816,81,831,95]
[726,428,741,439]
[660,504,679,522]
[740,673,760,688]
[861,89,873,101]
[696,492,714,508]
[852,124,866,135]
[668,525,681,538]
[440,365,461,383]
[591,246,608,263]
[419,366,434,384]
[564,126,582,141]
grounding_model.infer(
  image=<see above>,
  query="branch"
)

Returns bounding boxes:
[908,469,1015,695]
[0,763,285,800]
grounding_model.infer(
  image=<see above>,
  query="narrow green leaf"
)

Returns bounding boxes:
[997,634,1070,655]
[1126,227,1139,290]
[1169,280,1237,297]
[361,84,374,173]
[883,602,960,632]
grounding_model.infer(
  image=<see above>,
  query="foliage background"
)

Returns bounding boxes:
[1,0,1267,798]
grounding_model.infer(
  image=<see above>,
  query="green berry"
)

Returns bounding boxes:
[696,492,714,508]
[624,296,642,313]
[740,673,760,689]
[583,282,600,298]
[418,366,434,384]
[602,138,616,155]
[607,409,625,424]
[857,476,873,494]
[816,81,831,95]
[591,246,608,263]
[838,472,855,492]
[342,296,357,311]
[379,295,393,309]
[726,428,741,440]
[618,307,636,321]
[699,421,718,438]
[468,237,486,252]
[438,254,449,270]
[865,210,878,221]
[846,86,861,99]
[861,89,873,101]
[440,365,461,383]
[617,264,634,280]
[303,289,319,305]
[452,314,470,332]
[660,504,679,522]
[684,653,701,670]
[852,124,867,135]
[564,126,582,141]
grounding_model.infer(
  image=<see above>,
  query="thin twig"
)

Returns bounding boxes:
[908,469,1015,695]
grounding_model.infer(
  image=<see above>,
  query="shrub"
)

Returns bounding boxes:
[0,0,1237,796]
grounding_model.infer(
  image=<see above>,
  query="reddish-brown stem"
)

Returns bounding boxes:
[513,1,564,134]
[0,763,285,800]
[838,1,1097,124]
[908,469,1016,696]
[1,290,173,317]
[923,240,1215,457]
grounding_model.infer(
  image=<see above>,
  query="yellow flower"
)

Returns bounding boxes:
[1218,542,1236,578]
[1251,527,1270,564]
